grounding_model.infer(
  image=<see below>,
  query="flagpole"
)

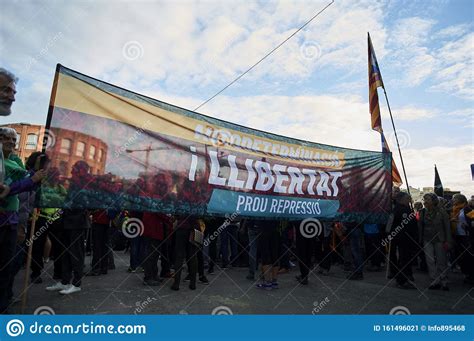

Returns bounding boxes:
[381,88,411,196]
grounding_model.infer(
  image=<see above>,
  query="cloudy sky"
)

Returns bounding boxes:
[1,0,473,195]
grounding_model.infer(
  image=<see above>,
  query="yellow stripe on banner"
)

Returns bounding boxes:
[54,72,346,169]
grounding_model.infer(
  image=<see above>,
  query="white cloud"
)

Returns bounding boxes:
[384,106,436,121]
[389,17,438,86]
[387,16,473,99]
[434,23,471,39]
[431,32,474,100]
[400,145,474,197]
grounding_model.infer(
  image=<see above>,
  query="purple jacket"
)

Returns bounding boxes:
[0,177,36,228]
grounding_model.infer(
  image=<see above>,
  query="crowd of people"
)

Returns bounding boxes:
[1,67,474,315]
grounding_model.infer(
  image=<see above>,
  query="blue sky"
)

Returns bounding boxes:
[0,0,472,195]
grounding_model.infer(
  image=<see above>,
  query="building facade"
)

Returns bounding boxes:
[0,123,45,161]
[1,123,107,176]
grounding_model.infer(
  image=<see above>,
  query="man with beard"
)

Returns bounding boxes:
[0,68,18,198]
[0,68,16,116]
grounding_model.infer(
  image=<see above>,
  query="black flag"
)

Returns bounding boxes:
[434,165,444,197]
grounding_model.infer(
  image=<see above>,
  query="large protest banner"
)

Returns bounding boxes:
[39,64,392,223]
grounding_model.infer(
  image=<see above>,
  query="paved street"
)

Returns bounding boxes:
[11,252,474,315]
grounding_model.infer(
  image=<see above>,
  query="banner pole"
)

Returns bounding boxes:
[382,88,411,196]
[21,208,38,313]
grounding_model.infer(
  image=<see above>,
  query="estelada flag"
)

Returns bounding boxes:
[381,133,402,186]
[368,33,384,133]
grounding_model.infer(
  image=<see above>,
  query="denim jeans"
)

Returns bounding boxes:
[248,227,259,276]
[349,227,363,274]
[220,224,238,265]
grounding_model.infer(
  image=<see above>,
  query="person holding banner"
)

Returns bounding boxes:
[141,212,173,286]
[46,161,92,295]
[255,220,280,290]
[295,220,314,285]
[0,128,45,313]
[392,192,417,289]
[171,216,199,291]
[346,221,364,280]
[0,68,18,199]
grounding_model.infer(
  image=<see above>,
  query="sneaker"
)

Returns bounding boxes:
[46,282,68,291]
[289,261,296,268]
[199,276,209,285]
[59,284,81,295]
[208,266,215,274]
[183,274,191,282]
[271,280,279,289]
[256,282,273,291]
[127,267,136,273]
